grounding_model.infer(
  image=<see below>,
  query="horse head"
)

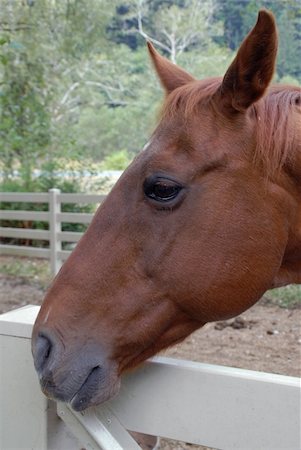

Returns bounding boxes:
[32,10,301,411]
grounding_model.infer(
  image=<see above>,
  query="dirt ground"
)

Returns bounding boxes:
[0,271,300,450]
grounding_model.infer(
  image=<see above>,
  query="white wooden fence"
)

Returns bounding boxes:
[0,305,300,450]
[0,189,105,275]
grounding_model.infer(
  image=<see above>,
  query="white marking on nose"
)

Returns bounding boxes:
[142,139,152,152]
[43,307,52,324]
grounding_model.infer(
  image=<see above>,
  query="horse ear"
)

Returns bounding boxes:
[219,10,278,111]
[147,42,195,94]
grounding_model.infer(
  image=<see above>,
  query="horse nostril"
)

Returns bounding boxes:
[34,333,53,372]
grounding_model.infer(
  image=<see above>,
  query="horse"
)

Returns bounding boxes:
[32,10,301,412]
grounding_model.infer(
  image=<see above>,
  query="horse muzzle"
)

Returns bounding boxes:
[31,331,120,411]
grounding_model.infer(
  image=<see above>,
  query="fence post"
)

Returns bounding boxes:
[49,188,62,276]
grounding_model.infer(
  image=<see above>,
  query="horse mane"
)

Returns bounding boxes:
[161,77,221,119]
[161,79,301,179]
[253,85,301,177]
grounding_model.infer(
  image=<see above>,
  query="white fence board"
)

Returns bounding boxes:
[0,226,50,240]
[108,358,300,450]
[0,244,50,258]
[57,212,94,223]
[0,210,49,221]
[0,334,48,450]
[0,305,40,337]
[57,403,141,450]
[58,193,104,204]
[0,306,83,450]
[57,231,82,242]
[0,192,49,202]
[49,189,62,275]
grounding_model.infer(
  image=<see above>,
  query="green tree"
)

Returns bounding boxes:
[215,0,301,82]
[0,38,50,188]
[276,7,301,80]
[114,0,220,63]
[215,0,249,50]
[0,0,118,187]
[1,0,299,197]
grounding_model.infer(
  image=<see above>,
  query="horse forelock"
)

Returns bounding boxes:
[161,80,301,180]
[160,77,222,120]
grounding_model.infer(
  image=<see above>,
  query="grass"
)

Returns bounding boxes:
[0,256,51,288]
[0,256,300,309]
[263,285,301,309]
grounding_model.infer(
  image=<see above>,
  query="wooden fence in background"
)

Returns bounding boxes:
[0,189,105,275]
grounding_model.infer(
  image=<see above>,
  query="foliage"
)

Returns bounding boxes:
[215,0,301,80]
[279,75,300,86]
[178,42,234,78]
[0,0,300,194]
[111,0,221,63]
[0,0,117,188]
[101,150,132,170]
[265,285,301,309]
[0,37,50,188]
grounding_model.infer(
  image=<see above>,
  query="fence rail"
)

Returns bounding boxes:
[0,189,105,275]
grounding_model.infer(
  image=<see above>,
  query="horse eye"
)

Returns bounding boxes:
[144,177,182,202]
